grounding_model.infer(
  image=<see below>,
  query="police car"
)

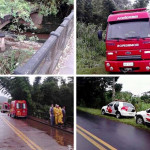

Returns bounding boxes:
[135,109,150,125]
[101,101,136,119]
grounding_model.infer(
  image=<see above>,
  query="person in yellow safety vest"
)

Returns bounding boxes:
[58,106,63,124]
[53,104,59,125]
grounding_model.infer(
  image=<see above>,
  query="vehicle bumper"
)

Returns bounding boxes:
[105,60,150,72]
[17,116,27,117]
[121,111,136,117]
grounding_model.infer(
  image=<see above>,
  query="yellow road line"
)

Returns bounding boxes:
[1,117,43,150]
[1,117,36,150]
[2,117,43,150]
[77,129,107,150]
[77,124,117,150]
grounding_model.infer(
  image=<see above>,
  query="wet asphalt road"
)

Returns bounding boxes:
[77,111,150,150]
[0,113,73,150]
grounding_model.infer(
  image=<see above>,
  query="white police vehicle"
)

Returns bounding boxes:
[135,109,150,125]
[101,101,136,119]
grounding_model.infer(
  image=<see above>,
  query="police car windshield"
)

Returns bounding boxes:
[107,20,150,40]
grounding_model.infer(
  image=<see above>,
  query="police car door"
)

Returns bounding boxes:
[106,102,114,114]
[111,102,117,115]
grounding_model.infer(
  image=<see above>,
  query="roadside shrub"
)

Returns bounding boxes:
[77,22,106,56]
[0,49,33,74]
[77,22,107,74]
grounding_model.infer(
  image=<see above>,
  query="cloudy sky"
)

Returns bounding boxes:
[117,76,150,96]
[130,0,150,9]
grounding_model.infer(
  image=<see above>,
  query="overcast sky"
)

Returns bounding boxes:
[117,76,150,96]
[130,0,150,9]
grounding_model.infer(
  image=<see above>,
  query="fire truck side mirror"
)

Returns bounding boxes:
[98,30,103,41]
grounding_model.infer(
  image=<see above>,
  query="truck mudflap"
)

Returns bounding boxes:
[105,60,150,73]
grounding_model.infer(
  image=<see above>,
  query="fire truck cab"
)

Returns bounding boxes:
[1,102,10,113]
[98,8,150,73]
[10,100,27,118]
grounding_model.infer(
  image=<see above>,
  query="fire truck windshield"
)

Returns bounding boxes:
[107,20,150,40]
[16,103,26,109]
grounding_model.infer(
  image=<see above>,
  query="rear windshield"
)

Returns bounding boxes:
[16,103,26,109]
[123,102,133,107]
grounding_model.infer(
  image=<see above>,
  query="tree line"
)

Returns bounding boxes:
[0,77,73,121]
[77,77,150,110]
[77,77,122,108]
[77,0,150,30]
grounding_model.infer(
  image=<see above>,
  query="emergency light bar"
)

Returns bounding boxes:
[113,8,146,14]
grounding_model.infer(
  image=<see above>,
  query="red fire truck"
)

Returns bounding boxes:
[10,100,27,118]
[98,8,150,73]
[1,102,10,113]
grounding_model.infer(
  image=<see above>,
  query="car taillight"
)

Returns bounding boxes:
[146,118,150,122]
[147,114,150,116]
[121,106,128,111]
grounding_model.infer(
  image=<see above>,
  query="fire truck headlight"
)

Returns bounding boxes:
[144,51,150,54]
[146,66,150,70]
[108,52,113,55]
[106,63,110,67]
[110,67,113,71]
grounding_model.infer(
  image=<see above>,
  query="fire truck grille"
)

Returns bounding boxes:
[117,55,141,60]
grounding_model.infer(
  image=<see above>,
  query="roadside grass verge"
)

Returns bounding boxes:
[77,54,108,74]
[77,106,150,132]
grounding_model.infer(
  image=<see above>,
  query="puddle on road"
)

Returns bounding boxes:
[24,119,73,148]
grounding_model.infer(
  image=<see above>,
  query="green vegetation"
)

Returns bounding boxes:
[77,77,121,107]
[0,0,73,74]
[77,77,150,112]
[0,77,73,122]
[77,0,150,74]
[0,0,73,33]
[77,106,150,132]
[77,22,107,74]
[0,49,34,74]
[77,77,150,131]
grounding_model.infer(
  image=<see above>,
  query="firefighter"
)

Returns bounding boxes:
[58,106,63,124]
[49,104,54,126]
[53,104,59,125]
[62,106,66,124]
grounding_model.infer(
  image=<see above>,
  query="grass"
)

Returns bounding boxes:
[77,106,150,132]
[77,55,108,74]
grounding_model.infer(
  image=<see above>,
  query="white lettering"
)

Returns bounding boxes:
[117,44,139,47]
[117,15,138,20]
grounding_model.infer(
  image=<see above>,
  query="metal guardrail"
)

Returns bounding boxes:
[30,111,73,126]
[14,10,74,74]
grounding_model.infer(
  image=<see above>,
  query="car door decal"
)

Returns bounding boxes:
[107,106,112,113]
